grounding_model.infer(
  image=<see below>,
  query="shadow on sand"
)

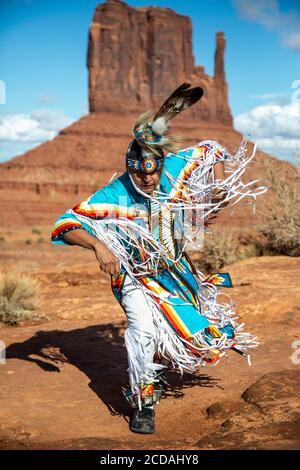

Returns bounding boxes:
[6,321,219,421]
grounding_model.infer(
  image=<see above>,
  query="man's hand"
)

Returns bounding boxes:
[94,241,120,275]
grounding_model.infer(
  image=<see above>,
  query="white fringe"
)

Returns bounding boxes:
[124,325,164,395]
[68,139,265,393]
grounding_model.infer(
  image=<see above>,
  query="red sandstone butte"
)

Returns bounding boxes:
[88,0,232,125]
[0,0,294,227]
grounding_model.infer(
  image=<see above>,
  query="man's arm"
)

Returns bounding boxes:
[212,161,229,204]
[51,176,125,275]
[214,161,225,181]
[63,229,120,275]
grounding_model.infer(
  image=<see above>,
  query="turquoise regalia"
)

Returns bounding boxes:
[51,139,267,394]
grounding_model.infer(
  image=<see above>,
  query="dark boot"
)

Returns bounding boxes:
[130,407,155,434]
[157,372,168,392]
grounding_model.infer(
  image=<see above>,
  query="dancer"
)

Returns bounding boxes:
[51,84,267,434]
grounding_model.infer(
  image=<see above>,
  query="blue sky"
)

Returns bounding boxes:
[0,0,299,162]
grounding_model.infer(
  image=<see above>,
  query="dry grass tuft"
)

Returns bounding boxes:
[0,272,41,326]
[255,159,300,256]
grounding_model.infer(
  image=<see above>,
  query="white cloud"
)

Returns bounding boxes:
[283,31,300,51]
[250,92,290,106]
[37,94,58,104]
[250,92,289,100]
[233,0,300,52]
[234,101,300,157]
[0,110,72,143]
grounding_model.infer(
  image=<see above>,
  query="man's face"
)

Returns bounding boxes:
[129,168,162,195]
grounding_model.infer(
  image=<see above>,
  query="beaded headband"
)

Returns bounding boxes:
[126,147,163,174]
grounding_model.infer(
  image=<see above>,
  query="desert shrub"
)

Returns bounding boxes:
[255,159,300,256]
[237,242,262,260]
[0,272,41,326]
[192,227,240,273]
[32,228,42,235]
[25,239,32,245]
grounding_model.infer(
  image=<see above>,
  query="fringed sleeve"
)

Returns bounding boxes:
[51,211,94,246]
[50,174,166,277]
[161,138,268,230]
[50,177,124,246]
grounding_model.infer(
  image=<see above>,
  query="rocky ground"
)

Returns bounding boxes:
[0,227,300,450]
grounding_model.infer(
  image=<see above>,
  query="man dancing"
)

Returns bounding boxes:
[51,84,267,434]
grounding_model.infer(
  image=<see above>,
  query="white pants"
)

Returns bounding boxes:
[120,274,159,392]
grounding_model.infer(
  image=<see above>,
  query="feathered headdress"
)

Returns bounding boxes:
[126,83,203,174]
[133,83,203,156]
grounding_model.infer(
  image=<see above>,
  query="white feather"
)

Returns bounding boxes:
[152,117,168,136]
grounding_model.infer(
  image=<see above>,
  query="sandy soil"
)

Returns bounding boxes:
[0,227,300,450]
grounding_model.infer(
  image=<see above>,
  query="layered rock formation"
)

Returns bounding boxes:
[88,0,232,125]
[0,0,293,227]
[198,370,300,449]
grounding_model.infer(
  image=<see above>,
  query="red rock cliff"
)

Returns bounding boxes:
[0,0,285,227]
[88,0,233,125]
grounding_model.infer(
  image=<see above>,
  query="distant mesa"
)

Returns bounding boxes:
[0,0,289,227]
